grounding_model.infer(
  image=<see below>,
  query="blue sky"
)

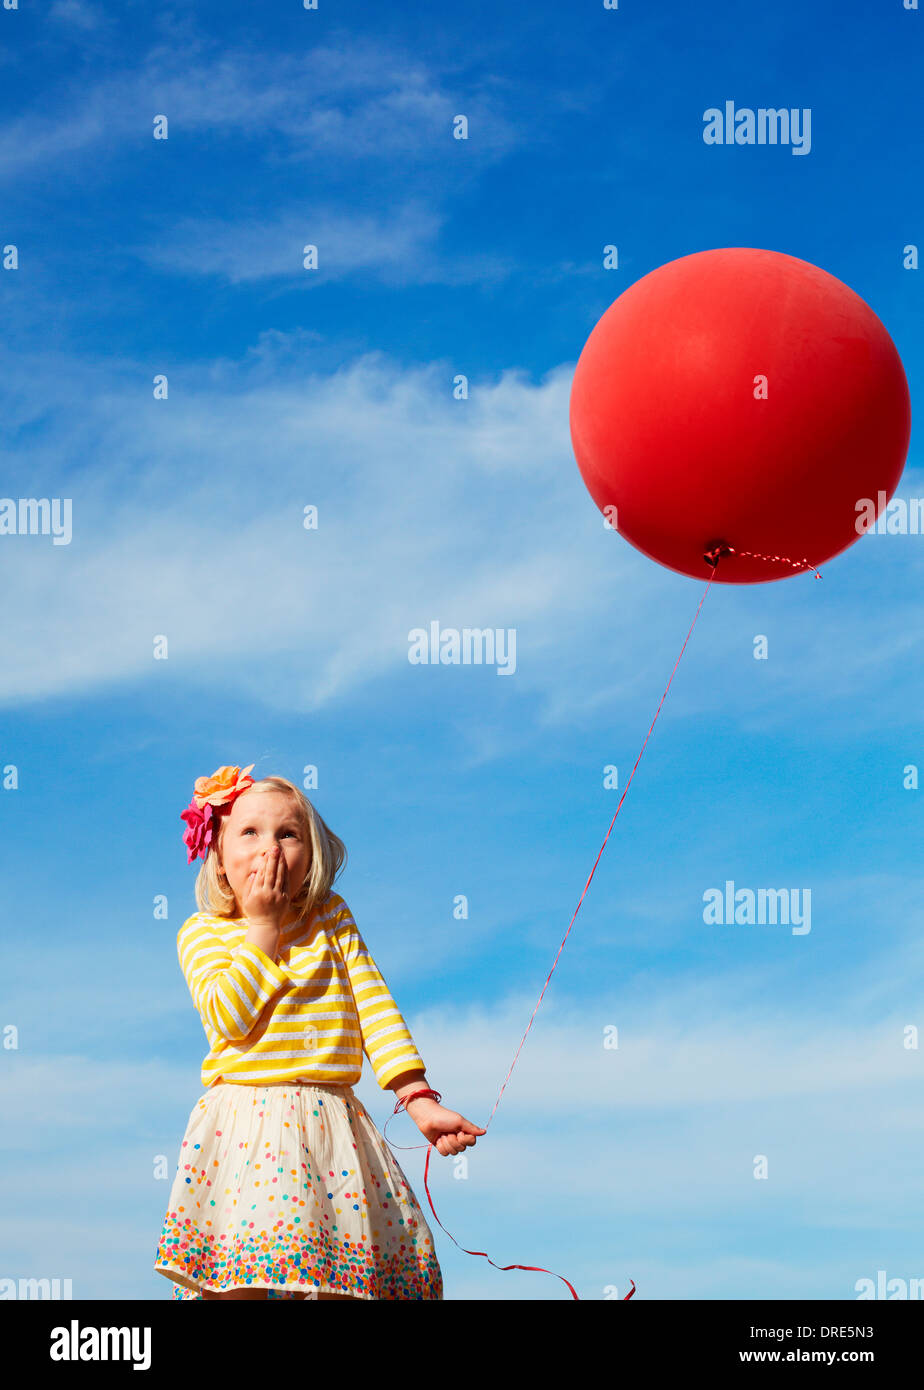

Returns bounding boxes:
[1,0,922,1302]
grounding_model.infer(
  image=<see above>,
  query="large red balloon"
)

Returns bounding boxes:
[569,248,911,583]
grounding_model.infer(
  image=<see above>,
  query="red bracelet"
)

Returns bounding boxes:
[393,1087,441,1114]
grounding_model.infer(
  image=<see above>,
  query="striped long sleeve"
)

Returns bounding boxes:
[177,916,290,1043]
[329,902,426,1090]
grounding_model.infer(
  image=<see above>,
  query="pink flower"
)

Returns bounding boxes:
[180,762,256,865]
[180,798,215,864]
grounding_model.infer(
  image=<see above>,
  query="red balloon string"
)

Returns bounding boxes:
[730,546,823,579]
[382,543,808,1299]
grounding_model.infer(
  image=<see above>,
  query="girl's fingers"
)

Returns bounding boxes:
[251,847,286,898]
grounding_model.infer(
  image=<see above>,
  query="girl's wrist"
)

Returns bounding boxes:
[404,1094,440,1111]
[405,1095,441,1117]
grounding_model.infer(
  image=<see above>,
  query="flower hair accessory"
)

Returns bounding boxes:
[180,763,256,864]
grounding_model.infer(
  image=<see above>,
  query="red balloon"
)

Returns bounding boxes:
[569,248,911,583]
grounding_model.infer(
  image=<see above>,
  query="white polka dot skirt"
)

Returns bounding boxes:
[154,1080,442,1300]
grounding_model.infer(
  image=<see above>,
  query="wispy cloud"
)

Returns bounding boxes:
[1,334,921,738]
[2,930,922,1296]
[49,0,103,31]
[0,35,521,185]
[131,199,515,287]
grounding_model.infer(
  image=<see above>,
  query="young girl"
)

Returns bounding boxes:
[154,763,485,1300]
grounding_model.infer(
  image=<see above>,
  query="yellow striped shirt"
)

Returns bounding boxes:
[176,892,426,1091]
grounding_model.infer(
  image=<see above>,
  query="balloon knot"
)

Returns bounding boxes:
[703,540,734,568]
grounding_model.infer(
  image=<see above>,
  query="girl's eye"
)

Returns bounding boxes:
[241,829,296,837]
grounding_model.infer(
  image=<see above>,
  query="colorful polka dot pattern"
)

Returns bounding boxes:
[154,1081,442,1300]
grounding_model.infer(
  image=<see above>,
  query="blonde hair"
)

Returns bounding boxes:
[194,776,347,925]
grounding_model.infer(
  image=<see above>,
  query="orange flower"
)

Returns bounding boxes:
[193,763,256,810]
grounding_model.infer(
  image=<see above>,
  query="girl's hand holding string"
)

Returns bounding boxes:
[405,1097,487,1157]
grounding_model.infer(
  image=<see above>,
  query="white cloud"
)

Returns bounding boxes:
[0,36,519,185]
[2,938,922,1297]
[131,199,515,287]
[0,345,646,715]
[49,0,102,30]
[0,336,921,742]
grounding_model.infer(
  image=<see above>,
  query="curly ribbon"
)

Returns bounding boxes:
[382,542,820,1299]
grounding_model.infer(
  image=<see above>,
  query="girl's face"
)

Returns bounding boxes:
[218,789,311,924]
